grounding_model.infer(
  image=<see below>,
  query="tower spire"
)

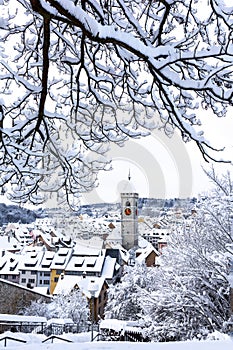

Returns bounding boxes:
[128,169,131,182]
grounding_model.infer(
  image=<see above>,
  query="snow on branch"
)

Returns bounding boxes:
[0,0,233,207]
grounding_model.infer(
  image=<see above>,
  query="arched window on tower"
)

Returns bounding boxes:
[125,201,131,207]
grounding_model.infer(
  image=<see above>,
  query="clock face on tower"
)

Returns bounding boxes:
[124,207,132,216]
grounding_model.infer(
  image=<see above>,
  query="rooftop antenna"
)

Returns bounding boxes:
[128,169,131,181]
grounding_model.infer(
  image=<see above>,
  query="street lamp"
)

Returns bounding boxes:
[88,280,98,341]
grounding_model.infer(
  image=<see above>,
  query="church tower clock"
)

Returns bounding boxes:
[121,171,139,250]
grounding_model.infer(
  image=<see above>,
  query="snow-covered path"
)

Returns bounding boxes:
[17,340,233,350]
[0,331,232,350]
[1,339,232,350]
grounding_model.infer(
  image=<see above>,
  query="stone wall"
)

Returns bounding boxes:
[0,279,51,314]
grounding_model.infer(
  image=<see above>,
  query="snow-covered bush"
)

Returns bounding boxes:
[22,289,90,332]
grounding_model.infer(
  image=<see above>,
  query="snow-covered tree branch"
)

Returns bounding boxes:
[0,0,233,206]
[21,289,90,331]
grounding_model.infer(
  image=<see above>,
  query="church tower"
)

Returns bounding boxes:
[121,171,139,250]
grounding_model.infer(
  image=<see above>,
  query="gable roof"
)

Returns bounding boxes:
[53,275,106,298]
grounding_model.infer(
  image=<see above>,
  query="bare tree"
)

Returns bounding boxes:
[0,0,232,207]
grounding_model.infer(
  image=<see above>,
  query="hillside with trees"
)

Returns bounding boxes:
[0,203,37,226]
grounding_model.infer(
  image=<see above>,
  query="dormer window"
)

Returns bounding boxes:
[87,262,96,267]
[75,263,83,267]
[86,258,96,267]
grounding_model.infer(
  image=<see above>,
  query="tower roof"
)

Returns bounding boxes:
[120,169,137,194]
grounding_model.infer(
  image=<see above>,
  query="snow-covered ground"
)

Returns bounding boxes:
[0,332,232,350]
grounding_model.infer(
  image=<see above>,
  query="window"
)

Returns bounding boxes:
[31,271,36,275]
[44,280,50,285]
[58,251,68,256]
[22,270,26,274]
[55,261,65,265]
[87,262,95,267]
[21,278,26,283]
[25,263,36,267]
[42,264,50,268]
[12,275,16,280]
[86,258,96,267]
[44,272,50,277]
[54,277,59,282]
[28,278,35,283]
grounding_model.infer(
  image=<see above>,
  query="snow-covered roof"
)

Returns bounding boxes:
[36,229,55,247]
[12,225,34,245]
[38,250,55,271]
[106,223,122,243]
[33,286,50,296]
[0,251,22,275]
[73,237,104,255]
[0,314,47,323]
[65,249,106,273]
[0,236,21,252]
[140,225,171,244]
[136,243,159,263]
[50,248,73,270]
[18,250,44,271]
[78,276,106,299]
[53,275,105,298]
[104,242,129,262]
[52,275,78,295]
[101,256,117,279]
